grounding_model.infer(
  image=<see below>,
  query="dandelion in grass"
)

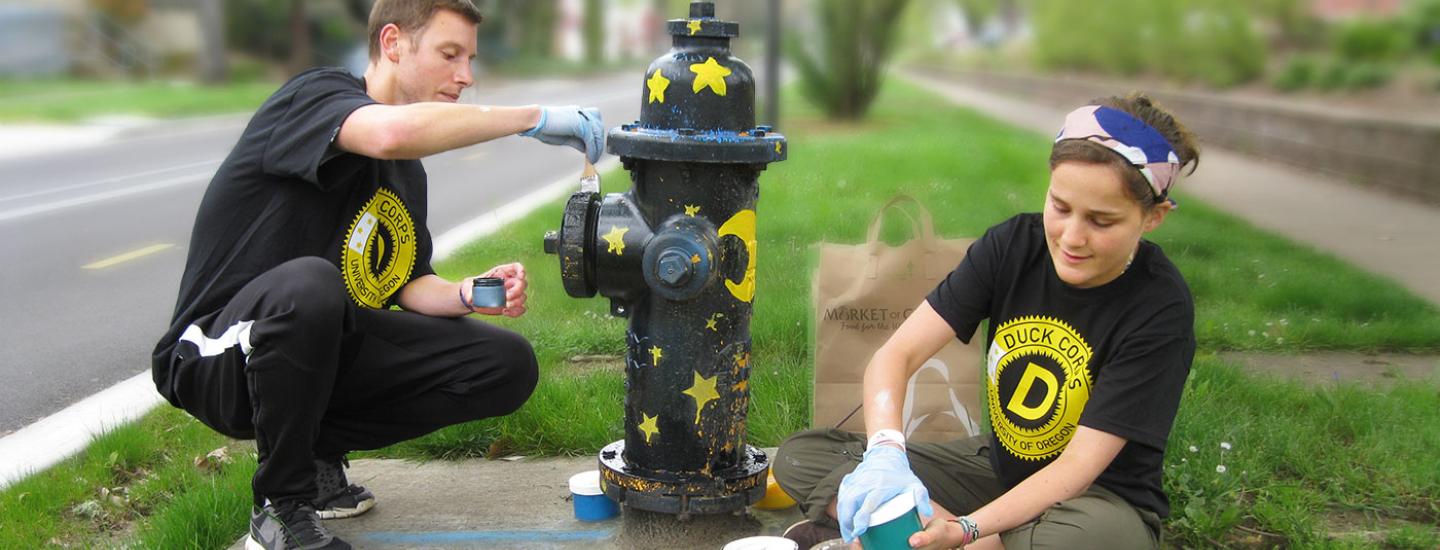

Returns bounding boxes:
[1220,442,1231,451]
[1188,445,1198,453]
[1216,465,1227,474]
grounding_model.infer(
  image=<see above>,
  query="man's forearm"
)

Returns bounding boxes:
[395,274,470,317]
[339,103,542,160]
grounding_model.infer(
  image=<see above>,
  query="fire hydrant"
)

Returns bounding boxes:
[542,0,787,517]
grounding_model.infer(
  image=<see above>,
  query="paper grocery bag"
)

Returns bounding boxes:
[812,196,983,442]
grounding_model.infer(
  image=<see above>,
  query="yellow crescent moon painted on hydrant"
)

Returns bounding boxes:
[717,209,757,302]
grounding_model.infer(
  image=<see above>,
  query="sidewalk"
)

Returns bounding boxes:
[901,69,1440,308]
[227,453,803,550]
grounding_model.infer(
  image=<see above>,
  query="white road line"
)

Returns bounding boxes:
[83,243,175,270]
[0,171,212,223]
[0,158,624,489]
[0,158,222,204]
[0,371,162,489]
[432,156,621,261]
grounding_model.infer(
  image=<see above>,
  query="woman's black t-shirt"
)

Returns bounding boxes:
[927,213,1194,518]
[153,67,435,392]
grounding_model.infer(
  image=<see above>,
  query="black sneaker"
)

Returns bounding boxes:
[312,456,375,519]
[782,519,844,550]
[247,499,351,550]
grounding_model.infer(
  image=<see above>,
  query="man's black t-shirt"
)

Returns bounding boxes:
[927,213,1194,518]
[152,67,435,397]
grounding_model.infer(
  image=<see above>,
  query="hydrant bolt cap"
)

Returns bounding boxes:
[656,249,693,285]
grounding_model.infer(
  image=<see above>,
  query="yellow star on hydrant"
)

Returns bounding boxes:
[684,204,701,216]
[638,413,659,444]
[690,57,731,96]
[650,345,663,366]
[704,313,723,331]
[683,371,719,425]
[646,69,670,104]
[602,225,629,255]
[687,20,702,35]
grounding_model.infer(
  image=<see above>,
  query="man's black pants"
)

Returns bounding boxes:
[164,257,538,505]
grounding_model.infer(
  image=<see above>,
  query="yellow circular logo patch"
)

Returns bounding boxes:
[341,188,416,308]
[986,316,1093,461]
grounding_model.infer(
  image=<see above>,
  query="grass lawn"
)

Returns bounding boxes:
[0,79,280,123]
[2,81,1437,548]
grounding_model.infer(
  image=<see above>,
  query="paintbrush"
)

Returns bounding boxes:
[580,160,600,193]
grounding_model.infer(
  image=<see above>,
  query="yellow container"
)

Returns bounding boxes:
[753,472,796,510]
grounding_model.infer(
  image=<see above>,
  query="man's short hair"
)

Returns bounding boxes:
[367,0,483,60]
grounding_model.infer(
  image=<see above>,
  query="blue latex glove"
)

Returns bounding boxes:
[836,445,934,543]
[520,105,605,164]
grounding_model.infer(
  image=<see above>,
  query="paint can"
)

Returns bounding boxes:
[722,535,798,550]
[471,277,506,308]
[857,492,923,550]
[568,470,620,521]
[752,471,796,510]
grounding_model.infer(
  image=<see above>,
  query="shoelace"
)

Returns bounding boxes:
[276,502,330,544]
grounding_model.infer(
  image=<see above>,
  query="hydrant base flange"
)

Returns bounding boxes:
[598,440,769,516]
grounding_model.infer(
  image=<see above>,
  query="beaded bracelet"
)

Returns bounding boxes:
[458,286,475,312]
[949,515,980,545]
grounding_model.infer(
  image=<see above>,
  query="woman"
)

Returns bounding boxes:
[776,94,1200,550]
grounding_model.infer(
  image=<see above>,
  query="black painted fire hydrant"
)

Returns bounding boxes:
[542,0,787,517]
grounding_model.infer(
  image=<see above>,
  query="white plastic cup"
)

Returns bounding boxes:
[722,535,799,550]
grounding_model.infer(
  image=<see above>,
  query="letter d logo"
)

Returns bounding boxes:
[1006,363,1057,421]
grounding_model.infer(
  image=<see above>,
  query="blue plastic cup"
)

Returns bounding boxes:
[858,492,923,550]
[568,470,620,521]
[471,277,506,309]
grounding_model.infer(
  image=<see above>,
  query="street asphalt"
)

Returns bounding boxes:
[0,73,640,434]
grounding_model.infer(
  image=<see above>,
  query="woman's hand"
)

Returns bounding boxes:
[907,517,968,550]
[836,445,934,543]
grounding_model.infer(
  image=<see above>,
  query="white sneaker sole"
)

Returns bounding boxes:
[244,535,265,550]
[315,497,375,519]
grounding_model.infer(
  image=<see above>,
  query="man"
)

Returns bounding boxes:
[149,1,605,548]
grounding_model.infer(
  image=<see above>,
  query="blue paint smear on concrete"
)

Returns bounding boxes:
[361,529,615,544]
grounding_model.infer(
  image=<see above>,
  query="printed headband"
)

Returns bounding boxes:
[1054,105,1181,199]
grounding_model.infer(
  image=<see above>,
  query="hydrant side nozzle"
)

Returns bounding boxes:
[542,230,559,255]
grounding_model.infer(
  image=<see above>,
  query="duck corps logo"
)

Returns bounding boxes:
[341,188,416,308]
[986,316,1093,462]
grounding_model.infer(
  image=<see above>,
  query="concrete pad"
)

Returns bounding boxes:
[231,453,804,549]
[901,70,1440,308]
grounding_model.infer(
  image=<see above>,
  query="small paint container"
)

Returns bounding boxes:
[568,470,620,522]
[752,471,796,510]
[470,277,506,308]
[858,492,923,550]
[722,535,798,550]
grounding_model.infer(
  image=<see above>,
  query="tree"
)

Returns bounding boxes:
[584,0,604,65]
[197,0,229,83]
[785,0,912,120]
[288,0,314,76]
[516,1,559,58]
